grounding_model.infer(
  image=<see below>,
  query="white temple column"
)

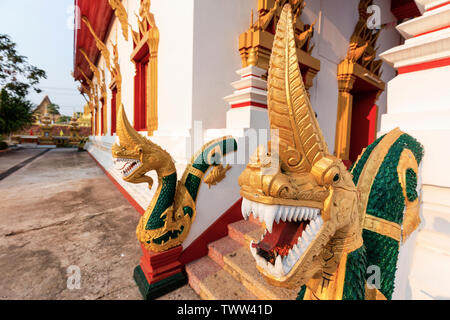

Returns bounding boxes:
[379,0,450,300]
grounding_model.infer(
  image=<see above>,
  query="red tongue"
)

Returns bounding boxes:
[253,221,306,253]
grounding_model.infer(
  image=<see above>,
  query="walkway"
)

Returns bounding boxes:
[0,148,198,300]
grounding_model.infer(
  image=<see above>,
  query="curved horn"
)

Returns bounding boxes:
[116,103,147,147]
[268,4,329,174]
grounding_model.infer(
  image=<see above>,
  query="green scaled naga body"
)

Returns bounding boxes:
[112,104,237,252]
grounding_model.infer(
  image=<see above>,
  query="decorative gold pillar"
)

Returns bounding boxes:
[334,0,385,162]
[335,74,356,160]
[147,27,159,136]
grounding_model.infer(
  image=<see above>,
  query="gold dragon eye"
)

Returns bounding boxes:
[323,166,341,185]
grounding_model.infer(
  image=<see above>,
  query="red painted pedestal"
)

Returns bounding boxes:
[133,245,187,300]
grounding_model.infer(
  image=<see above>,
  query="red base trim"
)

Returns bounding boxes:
[242,74,261,79]
[415,25,450,37]
[398,57,450,74]
[427,1,450,11]
[231,102,267,109]
[139,245,183,284]
[179,198,243,265]
[239,85,267,91]
[86,150,145,215]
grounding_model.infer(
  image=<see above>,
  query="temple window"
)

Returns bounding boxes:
[130,0,159,135]
[132,49,149,132]
[111,87,117,135]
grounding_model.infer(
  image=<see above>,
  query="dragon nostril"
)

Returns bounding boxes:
[333,174,340,182]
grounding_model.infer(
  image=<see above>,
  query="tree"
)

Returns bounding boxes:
[56,115,71,124]
[0,34,46,97]
[0,34,46,139]
[47,103,61,115]
[0,89,34,135]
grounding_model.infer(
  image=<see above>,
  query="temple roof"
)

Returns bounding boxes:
[73,0,114,83]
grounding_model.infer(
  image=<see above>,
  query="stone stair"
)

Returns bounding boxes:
[185,217,299,300]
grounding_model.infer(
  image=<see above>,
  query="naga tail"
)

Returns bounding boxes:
[179,136,238,204]
[350,127,424,299]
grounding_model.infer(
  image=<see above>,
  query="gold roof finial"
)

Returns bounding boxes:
[267,4,329,173]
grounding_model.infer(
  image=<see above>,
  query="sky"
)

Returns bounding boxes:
[0,0,85,116]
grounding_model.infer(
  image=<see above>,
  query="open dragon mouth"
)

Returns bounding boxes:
[241,198,323,278]
[113,158,142,177]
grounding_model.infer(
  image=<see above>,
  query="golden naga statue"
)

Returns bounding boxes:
[238,4,424,300]
[112,104,237,252]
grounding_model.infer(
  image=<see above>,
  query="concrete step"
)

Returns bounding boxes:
[185,256,257,300]
[228,219,263,246]
[187,217,298,300]
[223,247,298,300]
[208,236,242,268]
[207,234,298,300]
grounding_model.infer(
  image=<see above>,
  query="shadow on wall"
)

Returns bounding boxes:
[433,218,450,235]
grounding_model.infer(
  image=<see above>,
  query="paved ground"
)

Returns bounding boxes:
[0,147,199,300]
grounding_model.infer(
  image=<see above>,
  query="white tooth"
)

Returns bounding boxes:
[305,224,312,235]
[275,255,283,276]
[310,220,318,233]
[283,207,290,222]
[314,217,323,231]
[293,244,301,256]
[287,207,295,222]
[287,248,298,266]
[256,203,264,223]
[263,204,278,234]
[275,207,281,224]
[302,208,310,220]
[307,224,316,238]
[317,215,323,226]
[302,230,312,243]
[241,199,251,220]
[277,207,284,222]
[309,208,315,220]
[284,207,290,221]
[251,202,259,220]
[292,207,300,222]
[313,209,319,219]
[299,208,306,221]
[282,256,291,274]
[281,206,288,222]
[257,254,268,269]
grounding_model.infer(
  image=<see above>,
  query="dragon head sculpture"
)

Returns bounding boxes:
[112,104,175,189]
[238,4,362,289]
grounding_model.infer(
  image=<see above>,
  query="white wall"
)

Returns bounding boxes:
[191,0,258,130]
